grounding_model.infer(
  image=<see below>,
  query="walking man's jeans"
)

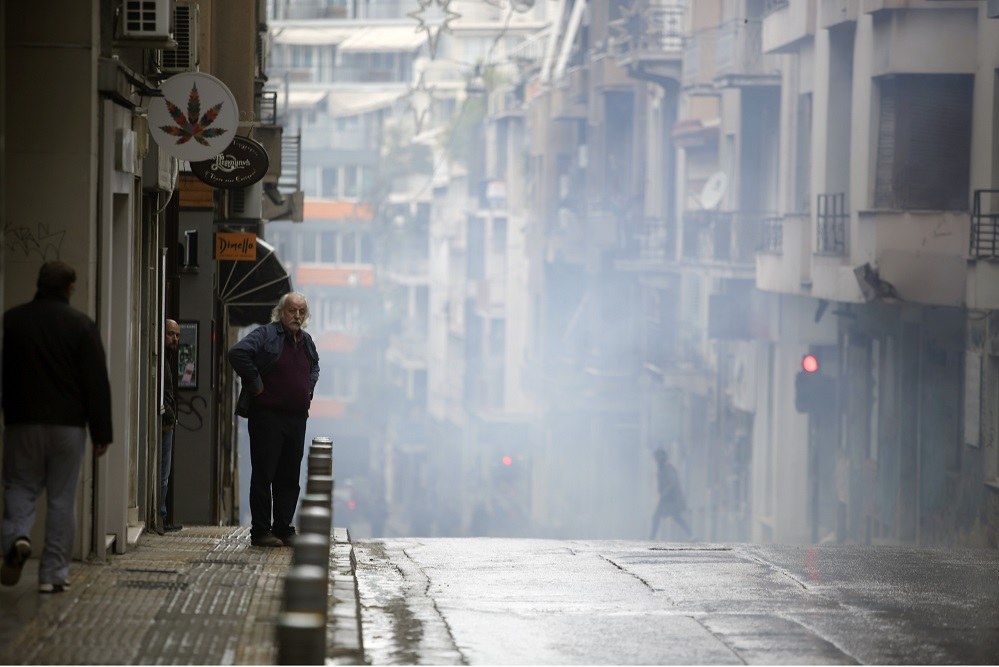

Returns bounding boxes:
[247,408,307,540]
[160,428,174,523]
[1,424,86,586]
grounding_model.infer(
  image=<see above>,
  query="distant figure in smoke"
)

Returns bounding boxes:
[650,448,691,540]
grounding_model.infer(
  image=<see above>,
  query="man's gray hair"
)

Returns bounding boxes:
[271,291,311,327]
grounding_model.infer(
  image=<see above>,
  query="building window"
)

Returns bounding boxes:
[321,231,338,263]
[322,167,339,199]
[874,74,972,211]
[795,93,812,214]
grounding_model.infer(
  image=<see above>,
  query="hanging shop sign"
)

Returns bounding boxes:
[148,72,238,162]
[190,136,269,189]
[214,232,257,261]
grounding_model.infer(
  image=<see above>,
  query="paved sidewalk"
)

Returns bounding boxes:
[0,526,362,665]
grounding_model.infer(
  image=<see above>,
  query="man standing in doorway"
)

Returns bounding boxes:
[158,318,183,534]
[1,261,113,593]
[228,292,319,548]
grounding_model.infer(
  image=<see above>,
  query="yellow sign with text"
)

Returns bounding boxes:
[214,232,257,261]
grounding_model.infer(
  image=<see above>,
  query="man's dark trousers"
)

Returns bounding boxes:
[247,407,307,540]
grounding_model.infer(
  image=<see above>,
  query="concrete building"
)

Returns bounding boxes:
[1,0,280,554]
[513,0,999,547]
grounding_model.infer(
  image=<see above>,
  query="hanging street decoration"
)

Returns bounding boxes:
[405,71,438,135]
[148,72,238,162]
[407,0,461,59]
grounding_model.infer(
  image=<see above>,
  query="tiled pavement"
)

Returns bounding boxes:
[0,526,363,665]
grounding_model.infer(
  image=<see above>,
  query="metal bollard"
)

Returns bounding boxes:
[305,474,334,498]
[299,492,330,511]
[311,436,333,447]
[283,563,327,616]
[276,611,325,665]
[293,532,331,570]
[298,504,332,539]
[307,450,332,476]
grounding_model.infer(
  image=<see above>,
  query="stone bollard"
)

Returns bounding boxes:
[305,474,334,499]
[298,504,332,539]
[276,611,325,665]
[293,532,331,570]
[307,450,332,476]
[299,493,330,511]
[283,563,327,617]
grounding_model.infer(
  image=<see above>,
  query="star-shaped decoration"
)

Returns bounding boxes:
[404,71,438,134]
[407,0,461,59]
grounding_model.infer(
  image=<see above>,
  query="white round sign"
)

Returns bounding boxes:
[148,72,239,162]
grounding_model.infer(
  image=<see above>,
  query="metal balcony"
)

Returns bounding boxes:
[714,19,780,87]
[816,193,848,256]
[970,189,999,258]
[610,0,684,81]
[682,210,765,266]
[758,216,783,254]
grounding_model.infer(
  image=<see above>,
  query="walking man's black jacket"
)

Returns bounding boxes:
[2,291,114,446]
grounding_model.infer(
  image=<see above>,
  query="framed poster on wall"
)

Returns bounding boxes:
[178,321,198,389]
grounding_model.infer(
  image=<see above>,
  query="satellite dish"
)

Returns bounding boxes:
[700,172,728,210]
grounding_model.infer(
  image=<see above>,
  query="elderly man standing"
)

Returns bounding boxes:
[228,292,319,547]
[1,261,113,593]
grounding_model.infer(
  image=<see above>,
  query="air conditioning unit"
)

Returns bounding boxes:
[121,0,172,40]
[227,182,263,220]
[157,0,199,72]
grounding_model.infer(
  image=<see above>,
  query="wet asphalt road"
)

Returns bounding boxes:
[352,539,999,665]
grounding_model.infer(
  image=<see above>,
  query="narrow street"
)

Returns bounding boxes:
[354,539,999,665]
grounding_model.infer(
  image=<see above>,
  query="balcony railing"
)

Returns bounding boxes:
[764,0,790,15]
[610,1,684,60]
[256,90,278,125]
[617,219,673,263]
[714,19,777,81]
[683,210,766,265]
[758,216,783,254]
[816,193,848,255]
[970,189,999,258]
[278,132,302,195]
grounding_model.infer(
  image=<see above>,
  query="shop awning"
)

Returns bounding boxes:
[338,25,426,52]
[219,238,292,327]
[271,26,355,45]
[328,89,403,117]
[285,89,330,109]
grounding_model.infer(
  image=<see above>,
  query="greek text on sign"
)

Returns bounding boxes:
[215,232,257,261]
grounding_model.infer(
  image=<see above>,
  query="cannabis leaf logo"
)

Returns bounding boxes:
[158,84,228,146]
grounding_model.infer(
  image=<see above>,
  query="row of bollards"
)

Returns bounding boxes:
[276,436,334,665]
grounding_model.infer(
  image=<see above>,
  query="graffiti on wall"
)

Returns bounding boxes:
[4,221,66,260]
[177,394,208,432]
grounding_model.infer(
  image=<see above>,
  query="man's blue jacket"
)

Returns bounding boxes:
[227,321,320,417]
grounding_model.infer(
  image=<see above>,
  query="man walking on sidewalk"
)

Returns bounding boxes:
[228,292,319,548]
[1,261,113,593]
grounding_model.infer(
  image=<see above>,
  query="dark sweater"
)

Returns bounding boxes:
[254,336,313,415]
[2,291,114,445]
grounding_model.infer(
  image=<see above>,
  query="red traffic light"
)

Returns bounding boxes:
[501,455,513,466]
[801,354,819,373]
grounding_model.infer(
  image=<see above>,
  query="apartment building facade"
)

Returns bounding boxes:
[509,0,999,547]
[1,0,280,553]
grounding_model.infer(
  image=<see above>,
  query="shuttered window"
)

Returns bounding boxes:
[874,74,973,211]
